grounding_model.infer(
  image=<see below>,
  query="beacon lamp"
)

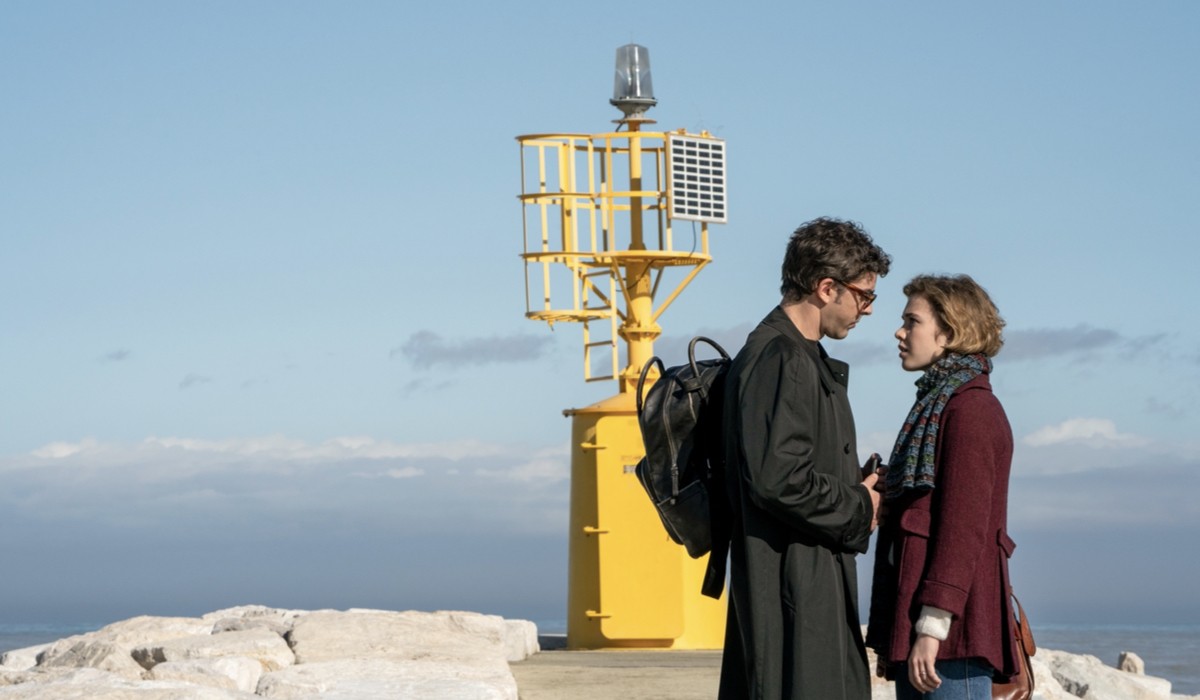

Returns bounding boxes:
[610,43,656,120]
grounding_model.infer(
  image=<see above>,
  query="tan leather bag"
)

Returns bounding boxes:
[993,594,1036,700]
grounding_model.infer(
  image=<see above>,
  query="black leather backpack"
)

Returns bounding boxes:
[634,336,732,599]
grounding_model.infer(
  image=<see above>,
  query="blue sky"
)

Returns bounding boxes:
[2,2,1198,629]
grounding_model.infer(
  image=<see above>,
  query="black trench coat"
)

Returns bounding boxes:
[718,306,874,700]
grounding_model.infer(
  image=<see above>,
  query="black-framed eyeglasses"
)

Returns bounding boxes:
[836,279,877,308]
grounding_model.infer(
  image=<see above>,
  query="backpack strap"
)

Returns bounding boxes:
[636,356,666,416]
[684,337,730,396]
[688,336,730,367]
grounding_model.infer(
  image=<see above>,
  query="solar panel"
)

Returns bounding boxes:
[667,133,727,224]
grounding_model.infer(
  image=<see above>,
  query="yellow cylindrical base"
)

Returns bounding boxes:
[565,392,726,649]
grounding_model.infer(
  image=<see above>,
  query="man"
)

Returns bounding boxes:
[718,217,891,699]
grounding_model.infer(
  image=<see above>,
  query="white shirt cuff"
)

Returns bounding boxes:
[914,605,953,641]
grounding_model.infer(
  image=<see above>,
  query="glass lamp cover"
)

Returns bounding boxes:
[612,44,655,103]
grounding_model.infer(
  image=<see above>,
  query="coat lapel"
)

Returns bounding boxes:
[762,306,850,392]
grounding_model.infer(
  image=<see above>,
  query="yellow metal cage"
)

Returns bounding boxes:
[517,128,721,387]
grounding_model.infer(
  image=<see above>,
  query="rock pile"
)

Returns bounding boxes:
[1031,648,1190,700]
[866,644,1196,700]
[3,609,1197,700]
[0,605,537,699]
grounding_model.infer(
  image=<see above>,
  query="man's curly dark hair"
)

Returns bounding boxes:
[780,217,892,302]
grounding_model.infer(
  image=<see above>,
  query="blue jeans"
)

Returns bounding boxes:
[894,658,993,700]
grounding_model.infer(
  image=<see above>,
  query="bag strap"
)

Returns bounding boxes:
[1010,593,1037,657]
[636,356,665,416]
[683,337,730,396]
[688,336,730,374]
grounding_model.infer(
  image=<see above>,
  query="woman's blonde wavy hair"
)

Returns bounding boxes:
[904,274,1006,357]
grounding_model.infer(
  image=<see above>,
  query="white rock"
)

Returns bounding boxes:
[3,607,527,697]
[502,618,540,661]
[13,609,1189,700]
[418,610,538,661]
[203,605,304,637]
[0,667,111,688]
[0,670,27,688]
[0,666,258,698]
[1120,651,1146,675]
[34,641,148,680]
[147,656,264,693]
[848,652,1148,700]
[286,609,503,665]
[1042,648,1172,700]
[36,616,213,679]
[131,628,294,672]
[0,644,49,672]
[201,605,304,624]
[43,616,213,651]
[256,657,517,700]
[1030,654,1075,699]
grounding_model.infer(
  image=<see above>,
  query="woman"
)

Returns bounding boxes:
[866,274,1022,699]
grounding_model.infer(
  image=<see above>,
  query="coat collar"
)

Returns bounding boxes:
[763,306,850,388]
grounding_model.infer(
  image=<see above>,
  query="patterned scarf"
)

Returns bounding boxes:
[884,352,992,500]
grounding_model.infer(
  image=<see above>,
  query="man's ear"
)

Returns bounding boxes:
[815,277,839,303]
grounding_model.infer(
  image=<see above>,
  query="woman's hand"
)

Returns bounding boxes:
[908,635,941,693]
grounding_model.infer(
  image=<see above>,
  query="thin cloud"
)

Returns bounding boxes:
[392,331,553,370]
[476,444,570,483]
[1022,418,1147,449]
[2,435,570,536]
[100,349,132,362]
[1004,425,1200,529]
[1118,332,1169,358]
[1009,417,1199,478]
[0,434,573,624]
[1145,398,1185,419]
[1010,459,1199,527]
[398,376,454,397]
[829,340,895,367]
[385,467,424,479]
[31,439,98,459]
[179,373,213,390]
[1002,325,1121,360]
[137,435,511,462]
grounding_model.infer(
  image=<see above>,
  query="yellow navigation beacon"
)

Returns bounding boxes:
[516,44,729,649]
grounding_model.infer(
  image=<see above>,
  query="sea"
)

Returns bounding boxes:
[1,622,1197,694]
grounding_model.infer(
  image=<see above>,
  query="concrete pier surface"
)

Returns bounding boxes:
[509,638,721,699]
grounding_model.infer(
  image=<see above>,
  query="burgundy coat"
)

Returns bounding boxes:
[865,374,1023,678]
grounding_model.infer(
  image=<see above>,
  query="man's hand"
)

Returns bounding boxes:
[908,635,942,693]
[860,454,887,531]
[861,471,883,531]
[860,452,883,480]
